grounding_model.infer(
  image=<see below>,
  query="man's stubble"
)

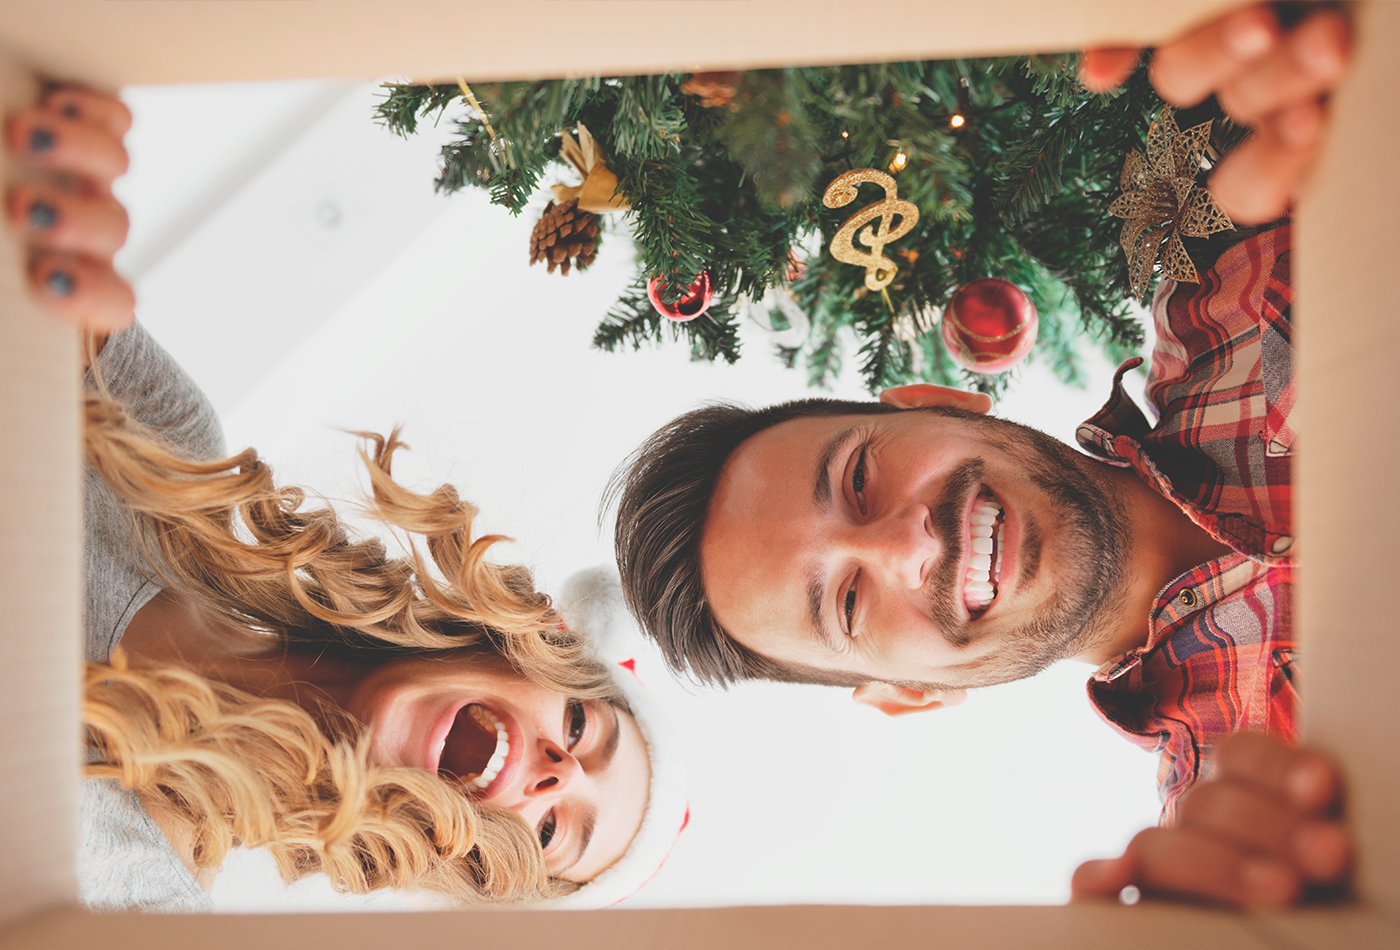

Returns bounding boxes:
[898,411,1132,692]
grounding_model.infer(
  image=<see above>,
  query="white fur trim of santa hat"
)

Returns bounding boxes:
[540,566,690,909]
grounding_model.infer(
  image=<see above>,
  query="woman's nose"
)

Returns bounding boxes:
[525,740,583,799]
[848,505,939,589]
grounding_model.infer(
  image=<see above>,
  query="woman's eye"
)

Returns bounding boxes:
[538,810,557,849]
[566,700,587,749]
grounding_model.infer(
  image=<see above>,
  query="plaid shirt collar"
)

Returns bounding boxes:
[1093,553,1273,683]
[1076,221,1294,563]
[1074,224,1298,822]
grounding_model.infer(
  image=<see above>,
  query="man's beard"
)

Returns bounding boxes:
[905,408,1131,691]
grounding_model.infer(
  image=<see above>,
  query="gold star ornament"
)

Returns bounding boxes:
[1109,108,1235,298]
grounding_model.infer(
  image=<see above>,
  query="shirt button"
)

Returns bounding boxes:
[1271,535,1293,555]
[1179,589,1197,608]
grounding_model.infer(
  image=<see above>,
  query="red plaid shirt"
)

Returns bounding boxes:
[1074,223,1298,824]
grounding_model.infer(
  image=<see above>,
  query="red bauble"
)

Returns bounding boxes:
[940,278,1038,374]
[647,270,715,322]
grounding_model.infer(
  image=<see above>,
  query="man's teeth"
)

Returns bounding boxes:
[964,496,1003,612]
[444,704,510,790]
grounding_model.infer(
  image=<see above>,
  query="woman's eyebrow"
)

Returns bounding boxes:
[556,706,621,874]
[600,703,621,768]
[556,805,599,877]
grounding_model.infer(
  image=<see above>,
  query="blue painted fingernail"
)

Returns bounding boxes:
[28,201,57,230]
[45,270,74,297]
[29,127,55,153]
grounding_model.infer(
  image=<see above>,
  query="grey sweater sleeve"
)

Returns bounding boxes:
[80,323,221,912]
[83,323,227,662]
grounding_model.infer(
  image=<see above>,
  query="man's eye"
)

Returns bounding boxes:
[851,445,868,504]
[538,810,557,849]
[566,700,587,749]
[843,585,858,635]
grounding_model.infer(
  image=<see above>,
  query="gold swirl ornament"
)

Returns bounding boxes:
[822,169,920,291]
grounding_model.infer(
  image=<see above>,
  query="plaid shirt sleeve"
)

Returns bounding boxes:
[1076,223,1298,824]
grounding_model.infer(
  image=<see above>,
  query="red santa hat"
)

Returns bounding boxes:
[544,566,690,908]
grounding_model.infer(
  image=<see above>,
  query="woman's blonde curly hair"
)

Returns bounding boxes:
[83,393,624,903]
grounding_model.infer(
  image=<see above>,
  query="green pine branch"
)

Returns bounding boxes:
[594,284,742,364]
[609,74,689,162]
[373,82,459,137]
[380,53,1170,394]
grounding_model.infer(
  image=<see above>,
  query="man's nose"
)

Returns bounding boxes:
[847,504,940,589]
[524,740,583,800]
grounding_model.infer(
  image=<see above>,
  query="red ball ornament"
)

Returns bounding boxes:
[940,278,1039,374]
[647,270,715,322]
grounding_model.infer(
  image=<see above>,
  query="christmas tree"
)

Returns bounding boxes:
[376,56,1211,396]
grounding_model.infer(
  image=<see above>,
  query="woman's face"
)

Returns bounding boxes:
[344,653,650,883]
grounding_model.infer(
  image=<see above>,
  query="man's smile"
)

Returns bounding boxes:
[963,491,1004,616]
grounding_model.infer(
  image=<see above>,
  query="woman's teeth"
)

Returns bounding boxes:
[448,704,509,790]
[964,495,1004,613]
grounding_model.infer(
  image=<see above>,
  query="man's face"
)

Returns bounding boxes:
[698,407,1129,691]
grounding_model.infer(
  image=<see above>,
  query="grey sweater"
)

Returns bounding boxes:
[80,324,224,912]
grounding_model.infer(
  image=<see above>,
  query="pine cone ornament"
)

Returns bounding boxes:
[529,198,601,275]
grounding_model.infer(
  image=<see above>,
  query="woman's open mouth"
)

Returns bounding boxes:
[438,703,509,791]
[964,491,1004,617]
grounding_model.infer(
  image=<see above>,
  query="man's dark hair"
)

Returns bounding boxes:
[609,397,905,688]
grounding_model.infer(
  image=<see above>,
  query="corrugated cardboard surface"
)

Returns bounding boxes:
[0,56,79,928]
[9,902,1400,950]
[0,902,1295,950]
[0,1,1396,947]
[0,0,1232,85]
[1296,0,1400,921]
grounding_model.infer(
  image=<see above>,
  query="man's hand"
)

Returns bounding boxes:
[5,86,135,333]
[1072,733,1350,908]
[1082,3,1352,224]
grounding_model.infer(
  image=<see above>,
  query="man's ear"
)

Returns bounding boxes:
[879,384,992,415]
[852,682,968,717]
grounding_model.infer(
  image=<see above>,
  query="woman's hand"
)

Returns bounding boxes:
[4,86,135,333]
[1072,732,1351,908]
[1082,3,1352,224]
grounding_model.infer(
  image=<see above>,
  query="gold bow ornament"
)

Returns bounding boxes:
[1108,108,1235,298]
[551,123,631,214]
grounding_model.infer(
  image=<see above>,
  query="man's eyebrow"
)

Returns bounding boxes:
[812,425,863,512]
[806,567,836,652]
[806,426,863,652]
